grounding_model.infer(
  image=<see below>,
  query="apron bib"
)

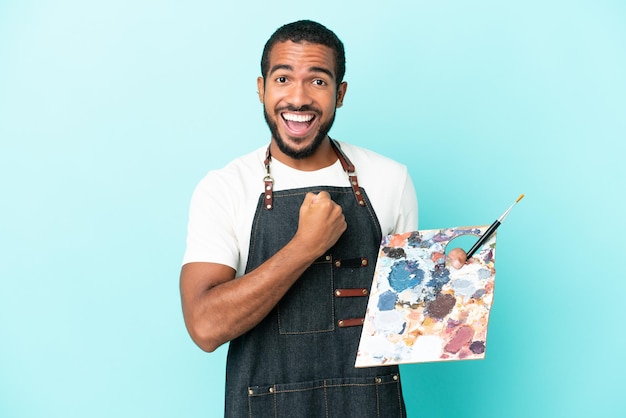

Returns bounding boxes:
[224,141,407,418]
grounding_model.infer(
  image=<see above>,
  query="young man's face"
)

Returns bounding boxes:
[258,41,347,160]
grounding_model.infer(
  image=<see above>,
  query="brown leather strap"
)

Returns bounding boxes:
[330,139,366,207]
[334,288,369,297]
[263,147,274,210]
[262,138,365,210]
[337,318,365,328]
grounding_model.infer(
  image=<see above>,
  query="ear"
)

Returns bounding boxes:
[257,77,265,103]
[335,81,348,108]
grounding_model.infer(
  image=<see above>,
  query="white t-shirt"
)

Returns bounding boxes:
[183,141,418,276]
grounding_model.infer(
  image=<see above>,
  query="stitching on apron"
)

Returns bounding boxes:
[324,380,329,418]
[249,380,398,395]
[376,381,381,418]
[397,379,404,417]
[273,386,277,418]
[276,263,335,335]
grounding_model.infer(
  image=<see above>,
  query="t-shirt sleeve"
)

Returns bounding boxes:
[182,172,240,269]
[394,170,419,234]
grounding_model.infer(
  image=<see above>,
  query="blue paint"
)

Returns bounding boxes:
[407,231,422,247]
[377,290,398,311]
[478,268,492,279]
[427,266,451,292]
[388,260,423,292]
[432,233,449,243]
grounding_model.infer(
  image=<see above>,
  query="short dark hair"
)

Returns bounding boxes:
[260,20,346,87]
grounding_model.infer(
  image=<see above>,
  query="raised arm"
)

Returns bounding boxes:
[180,191,346,352]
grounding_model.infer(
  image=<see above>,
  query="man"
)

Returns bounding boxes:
[180,20,466,417]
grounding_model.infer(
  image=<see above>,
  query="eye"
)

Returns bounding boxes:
[276,76,288,83]
[313,79,327,86]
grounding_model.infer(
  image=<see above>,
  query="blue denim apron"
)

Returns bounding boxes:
[224,141,406,417]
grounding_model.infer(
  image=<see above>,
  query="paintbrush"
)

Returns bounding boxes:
[465,194,525,259]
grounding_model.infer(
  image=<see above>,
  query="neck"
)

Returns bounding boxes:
[269,137,338,171]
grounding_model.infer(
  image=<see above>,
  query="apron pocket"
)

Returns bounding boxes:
[277,261,334,334]
[247,374,404,418]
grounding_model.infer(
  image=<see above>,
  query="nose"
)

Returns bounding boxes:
[287,82,313,108]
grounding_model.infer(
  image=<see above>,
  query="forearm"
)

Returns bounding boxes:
[182,237,319,352]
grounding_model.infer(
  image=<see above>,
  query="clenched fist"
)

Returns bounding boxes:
[294,191,347,258]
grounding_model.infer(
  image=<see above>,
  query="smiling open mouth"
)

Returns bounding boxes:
[281,112,316,135]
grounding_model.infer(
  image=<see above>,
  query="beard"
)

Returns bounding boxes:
[263,106,336,160]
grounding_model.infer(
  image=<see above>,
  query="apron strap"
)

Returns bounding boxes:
[263,147,274,210]
[263,138,366,210]
[330,139,366,207]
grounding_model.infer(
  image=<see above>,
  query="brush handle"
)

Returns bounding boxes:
[465,220,500,259]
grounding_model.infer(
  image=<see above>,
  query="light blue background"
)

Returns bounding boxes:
[1,1,624,417]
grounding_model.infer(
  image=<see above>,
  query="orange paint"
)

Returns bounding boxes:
[431,251,445,263]
[388,232,411,247]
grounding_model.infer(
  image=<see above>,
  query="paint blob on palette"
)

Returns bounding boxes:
[355,226,496,367]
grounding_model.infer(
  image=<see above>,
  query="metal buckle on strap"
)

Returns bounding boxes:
[263,147,274,210]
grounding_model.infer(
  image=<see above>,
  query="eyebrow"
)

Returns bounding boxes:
[269,64,335,80]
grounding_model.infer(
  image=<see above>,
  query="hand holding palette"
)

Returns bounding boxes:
[356,195,523,367]
[355,226,497,367]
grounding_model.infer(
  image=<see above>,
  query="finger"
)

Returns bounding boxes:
[303,192,317,205]
[314,191,331,202]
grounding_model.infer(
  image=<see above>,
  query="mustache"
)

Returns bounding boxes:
[278,104,321,114]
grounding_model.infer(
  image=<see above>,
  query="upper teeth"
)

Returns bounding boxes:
[283,113,314,122]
